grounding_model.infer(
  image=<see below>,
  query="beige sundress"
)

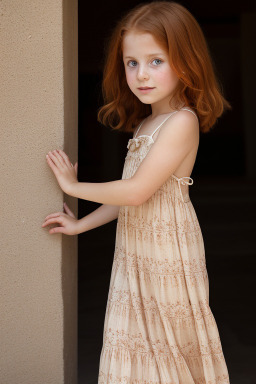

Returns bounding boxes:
[98,107,230,384]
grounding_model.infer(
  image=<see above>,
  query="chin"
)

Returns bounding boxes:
[136,94,156,102]
[137,98,154,105]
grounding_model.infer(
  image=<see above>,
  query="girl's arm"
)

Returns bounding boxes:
[77,203,120,234]
[68,178,137,206]
[47,111,198,206]
[67,112,198,206]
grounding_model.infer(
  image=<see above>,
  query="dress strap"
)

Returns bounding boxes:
[133,111,179,139]
[179,107,198,121]
[149,111,179,139]
[171,174,194,203]
[134,107,198,140]
[150,107,198,139]
[133,119,146,138]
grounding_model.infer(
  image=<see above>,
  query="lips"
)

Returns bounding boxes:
[138,87,154,90]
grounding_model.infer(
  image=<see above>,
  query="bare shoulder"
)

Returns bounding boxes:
[155,109,199,147]
[130,109,200,205]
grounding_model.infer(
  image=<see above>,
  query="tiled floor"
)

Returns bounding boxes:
[78,176,256,384]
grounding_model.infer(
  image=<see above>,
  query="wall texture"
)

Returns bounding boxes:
[0,1,78,383]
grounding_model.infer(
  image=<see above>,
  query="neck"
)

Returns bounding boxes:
[150,104,187,119]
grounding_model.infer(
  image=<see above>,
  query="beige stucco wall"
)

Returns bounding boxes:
[0,1,78,383]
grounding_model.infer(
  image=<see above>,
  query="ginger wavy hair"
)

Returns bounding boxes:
[97,1,232,133]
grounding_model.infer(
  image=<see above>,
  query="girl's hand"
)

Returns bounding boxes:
[46,149,78,194]
[42,202,80,235]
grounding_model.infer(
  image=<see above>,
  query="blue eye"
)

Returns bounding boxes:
[152,59,162,66]
[127,60,137,67]
[126,58,163,68]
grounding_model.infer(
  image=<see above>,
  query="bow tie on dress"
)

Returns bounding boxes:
[172,176,194,203]
[177,176,194,186]
[127,138,142,152]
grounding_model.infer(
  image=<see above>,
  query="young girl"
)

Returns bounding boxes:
[42,1,232,382]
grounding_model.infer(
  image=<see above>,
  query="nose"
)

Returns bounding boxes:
[137,64,149,81]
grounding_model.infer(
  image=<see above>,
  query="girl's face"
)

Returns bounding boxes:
[122,31,180,114]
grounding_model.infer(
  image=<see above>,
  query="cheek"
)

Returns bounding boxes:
[154,67,178,87]
[125,69,136,88]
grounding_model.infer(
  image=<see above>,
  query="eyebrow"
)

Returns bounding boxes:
[124,53,165,59]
